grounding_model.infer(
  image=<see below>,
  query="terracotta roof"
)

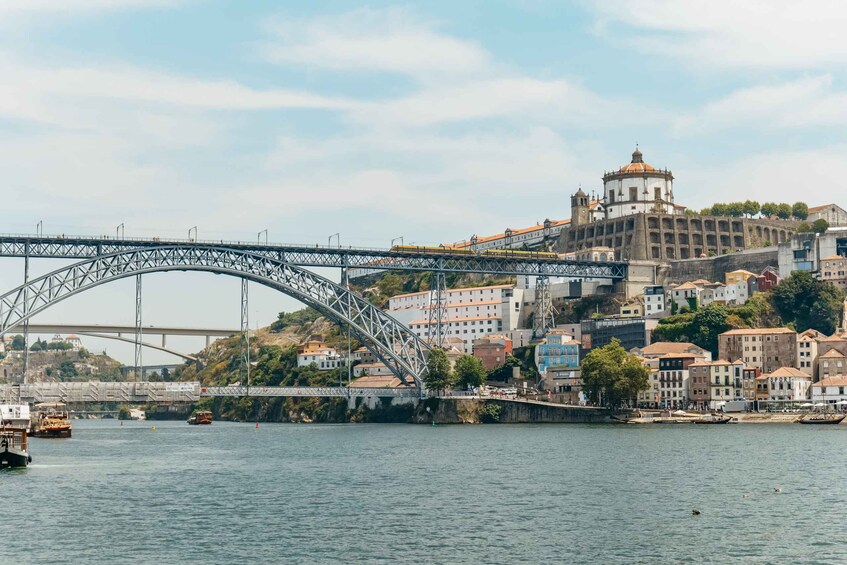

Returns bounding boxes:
[762,367,811,379]
[451,218,570,248]
[818,335,847,343]
[808,204,834,213]
[349,375,403,388]
[639,342,700,355]
[726,269,758,278]
[673,282,698,291]
[820,349,846,359]
[721,328,796,336]
[813,375,847,387]
[821,255,847,261]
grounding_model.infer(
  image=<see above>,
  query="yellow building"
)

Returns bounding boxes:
[725,269,758,287]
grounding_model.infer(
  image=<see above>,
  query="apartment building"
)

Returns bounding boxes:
[718,328,797,375]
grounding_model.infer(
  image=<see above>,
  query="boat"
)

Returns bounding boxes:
[187,410,212,425]
[797,413,846,425]
[30,402,72,438]
[0,424,31,468]
[693,414,733,424]
[0,403,31,431]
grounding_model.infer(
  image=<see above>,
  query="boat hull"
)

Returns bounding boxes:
[798,416,846,425]
[0,446,30,468]
[31,427,72,438]
[694,418,732,424]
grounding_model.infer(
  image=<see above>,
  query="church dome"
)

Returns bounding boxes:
[617,146,656,173]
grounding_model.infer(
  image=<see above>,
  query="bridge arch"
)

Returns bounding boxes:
[0,246,430,389]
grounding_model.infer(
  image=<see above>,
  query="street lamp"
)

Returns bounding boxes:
[188,226,198,242]
[258,229,268,244]
[36,220,43,237]
[391,236,404,248]
[116,223,125,239]
[328,233,340,248]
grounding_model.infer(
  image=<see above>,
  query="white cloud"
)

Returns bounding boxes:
[683,146,847,209]
[263,7,490,80]
[0,57,356,126]
[673,75,847,135]
[591,0,847,69]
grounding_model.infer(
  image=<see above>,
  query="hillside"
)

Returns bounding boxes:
[0,347,122,383]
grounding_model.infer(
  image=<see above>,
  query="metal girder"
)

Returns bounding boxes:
[0,235,627,279]
[134,274,143,381]
[427,272,448,348]
[0,246,431,389]
[533,276,556,338]
[0,382,420,402]
[201,386,419,398]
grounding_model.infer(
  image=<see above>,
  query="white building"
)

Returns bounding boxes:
[759,367,812,402]
[796,329,822,376]
[808,204,847,227]
[811,375,847,406]
[601,147,681,220]
[296,336,344,370]
[387,284,529,354]
[643,285,666,317]
[450,218,570,251]
[668,281,701,310]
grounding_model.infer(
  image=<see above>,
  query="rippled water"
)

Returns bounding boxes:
[4,420,847,564]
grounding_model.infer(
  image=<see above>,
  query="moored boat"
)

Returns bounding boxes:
[0,424,31,468]
[0,403,31,431]
[187,410,212,425]
[693,414,733,424]
[797,413,846,425]
[30,402,72,438]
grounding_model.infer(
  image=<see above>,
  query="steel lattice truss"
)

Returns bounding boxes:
[0,246,431,389]
[0,236,627,279]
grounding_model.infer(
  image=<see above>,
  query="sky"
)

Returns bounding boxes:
[2,0,847,364]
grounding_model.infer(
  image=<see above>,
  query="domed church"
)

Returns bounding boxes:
[559,147,794,262]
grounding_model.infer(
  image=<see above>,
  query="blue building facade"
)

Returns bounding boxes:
[536,333,580,374]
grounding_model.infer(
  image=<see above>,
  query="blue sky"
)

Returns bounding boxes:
[2,0,846,363]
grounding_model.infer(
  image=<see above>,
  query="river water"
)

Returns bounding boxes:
[4,420,846,564]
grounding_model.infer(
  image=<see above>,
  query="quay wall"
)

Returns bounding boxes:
[411,398,611,424]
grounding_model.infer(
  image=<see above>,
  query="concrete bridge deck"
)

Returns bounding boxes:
[0,382,419,404]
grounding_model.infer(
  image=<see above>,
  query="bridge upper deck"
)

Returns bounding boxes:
[0,234,627,279]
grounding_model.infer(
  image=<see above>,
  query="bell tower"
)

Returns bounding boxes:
[571,187,589,227]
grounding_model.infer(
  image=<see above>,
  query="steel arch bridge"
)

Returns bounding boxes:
[0,246,430,390]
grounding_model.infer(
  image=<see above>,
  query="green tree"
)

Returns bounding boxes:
[761,202,778,217]
[454,354,487,389]
[797,222,811,233]
[690,303,731,355]
[792,202,809,221]
[161,367,171,381]
[726,202,745,217]
[812,218,829,234]
[771,271,843,334]
[743,200,761,218]
[581,338,649,408]
[711,203,728,216]
[29,339,44,351]
[11,335,25,351]
[700,207,712,216]
[423,348,453,394]
[776,203,793,220]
